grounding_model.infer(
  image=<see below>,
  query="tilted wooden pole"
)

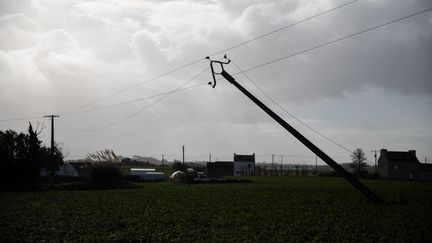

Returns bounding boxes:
[210,59,382,203]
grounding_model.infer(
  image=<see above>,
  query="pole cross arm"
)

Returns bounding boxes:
[208,56,382,204]
[207,55,231,88]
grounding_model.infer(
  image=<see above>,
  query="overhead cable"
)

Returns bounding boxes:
[0,116,44,122]
[68,0,360,110]
[235,7,432,74]
[232,59,354,154]
[61,83,206,116]
[64,66,210,131]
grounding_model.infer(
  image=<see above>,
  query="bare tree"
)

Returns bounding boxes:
[350,148,368,176]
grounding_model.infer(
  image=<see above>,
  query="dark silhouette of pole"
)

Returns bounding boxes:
[182,145,185,165]
[44,115,59,155]
[272,154,275,175]
[280,155,285,175]
[371,150,378,174]
[209,59,382,203]
[161,154,164,168]
[44,114,59,186]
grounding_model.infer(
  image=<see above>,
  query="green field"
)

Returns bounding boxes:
[1,176,431,242]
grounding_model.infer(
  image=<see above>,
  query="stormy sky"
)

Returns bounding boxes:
[1,0,431,164]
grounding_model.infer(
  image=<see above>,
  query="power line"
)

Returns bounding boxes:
[0,116,44,122]
[1,1,359,122]
[231,60,353,154]
[68,60,204,112]
[8,2,427,126]
[232,61,380,166]
[3,6,430,125]
[223,7,432,162]
[0,84,206,123]
[234,6,432,74]
[62,83,206,116]
[206,0,359,57]
[67,0,359,111]
[65,66,210,131]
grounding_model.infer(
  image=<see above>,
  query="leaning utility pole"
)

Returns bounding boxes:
[44,115,59,155]
[207,56,382,204]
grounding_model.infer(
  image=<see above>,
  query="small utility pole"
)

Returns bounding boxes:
[44,114,59,186]
[371,150,378,174]
[315,155,318,175]
[182,145,185,165]
[209,153,212,163]
[280,155,285,175]
[272,154,275,176]
[44,115,59,155]
[161,154,164,168]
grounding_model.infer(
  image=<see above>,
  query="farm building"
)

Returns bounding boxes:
[207,153,256,177]
[130,168,165,181]
[378,149,432,180]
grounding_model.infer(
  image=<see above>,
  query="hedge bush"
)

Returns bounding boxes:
[89,165,124,188]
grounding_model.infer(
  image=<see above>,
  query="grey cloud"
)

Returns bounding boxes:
[0,0,430,160]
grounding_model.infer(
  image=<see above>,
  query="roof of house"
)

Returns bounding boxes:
[419,163,432,172]
[69,162,94,177]
[234,154,255,163]
[385,151,419,163]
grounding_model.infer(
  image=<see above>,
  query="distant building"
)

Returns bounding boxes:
[207,153,256,177]
[378,149,432,180]
[233,153,255,176]
[130,168,165,181]
[207,161,234,178]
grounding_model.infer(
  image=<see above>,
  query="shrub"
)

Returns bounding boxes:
[89,165,124,188]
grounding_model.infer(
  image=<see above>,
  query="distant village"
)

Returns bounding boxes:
[56,149,432,182]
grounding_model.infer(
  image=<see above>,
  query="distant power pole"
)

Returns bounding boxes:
[161,154,164,168]
[315,156,318,175]
[280,155,285,175]
[425,157,427,164]
[272,154,275,175]
[371,150,378,174]
[182,145,185,165]
[209,153,212,163]
[44,115,59,155]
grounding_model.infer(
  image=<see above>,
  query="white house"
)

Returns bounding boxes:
[233,153,255,176]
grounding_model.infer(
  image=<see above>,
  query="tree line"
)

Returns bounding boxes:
[0,123,63,189]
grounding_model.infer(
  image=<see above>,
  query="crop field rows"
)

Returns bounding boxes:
[1,176,431,242]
